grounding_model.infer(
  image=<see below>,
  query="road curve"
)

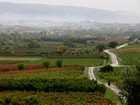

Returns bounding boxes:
[88,44,128,95]
[104,50,119,67]
[88,67,96,80]
[88,67,120,95]
[104,43,128,67]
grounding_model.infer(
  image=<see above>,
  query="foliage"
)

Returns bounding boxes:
[28,40,40,48]
[96,44,106,52]
[120,65,140,105]
[63,40,74,47]
[18,64,25,70]
[0,78,106,93]
[57,45,68,54]
[94,67,129,86]
[100,65,113,72]
[108,41,118,48]
[42,61,50,69]
[56,60,63,67]
[128,35,140,42]
[0,92,115,105]
[0,95,39,105]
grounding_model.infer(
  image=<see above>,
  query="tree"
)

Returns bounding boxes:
[57,45,68,54]
[28,40,40,48]
[100,65,113,72]
[56,60,62,67]
[43,61,50,69]
[96,44,106,52]
[0,39,3,51]
[108,41,118,48]
[120,65,140,105]
[63,40,74,47]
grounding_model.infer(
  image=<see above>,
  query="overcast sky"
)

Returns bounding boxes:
[0,0,140,14]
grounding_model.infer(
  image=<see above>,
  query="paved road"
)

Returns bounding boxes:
[104,50,119,67]
[88,44,128,95]
[88,67,96,80]
[88,67,120,95]
[116,43,128,49]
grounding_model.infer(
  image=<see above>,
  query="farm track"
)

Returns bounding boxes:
[88,44,128,95]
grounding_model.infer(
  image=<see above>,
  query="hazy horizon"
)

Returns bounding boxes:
[0,0,140,14]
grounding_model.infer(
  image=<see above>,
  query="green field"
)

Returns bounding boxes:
[26,58,104,66]
[94,66,136,87]
[0,56,104,66]
[111,44,140,65]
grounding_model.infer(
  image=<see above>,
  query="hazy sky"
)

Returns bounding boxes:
[0,0,140,13]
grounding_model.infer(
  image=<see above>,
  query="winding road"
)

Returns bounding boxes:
[88,44,128,95]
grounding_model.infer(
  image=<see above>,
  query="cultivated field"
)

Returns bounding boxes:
[94,67,136,86]
[111,44,140,65]
[0,65,115,104]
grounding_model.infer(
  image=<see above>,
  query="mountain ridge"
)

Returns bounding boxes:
[0,2,140,23]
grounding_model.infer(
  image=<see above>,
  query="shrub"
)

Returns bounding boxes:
[0,78,106,93]
[100,65,113,72]
[42,61,50,69]
[18,64,25,70]
[108,41,118,48]
[24,96,39,105]
[56,60,62,67]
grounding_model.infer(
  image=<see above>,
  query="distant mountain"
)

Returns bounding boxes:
[0,2,140,24]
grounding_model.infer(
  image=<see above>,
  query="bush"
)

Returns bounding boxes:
[0,78,106,93]
[56,60,62,67]
[108,41,118,48]
[0,95,39,105]
[42,61,50,69]
[100,65,113,72]
[18,64,25,70]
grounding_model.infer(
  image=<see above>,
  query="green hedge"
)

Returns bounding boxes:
[0,78,106,93]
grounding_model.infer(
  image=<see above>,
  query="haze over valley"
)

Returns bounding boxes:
[0,2,140,27]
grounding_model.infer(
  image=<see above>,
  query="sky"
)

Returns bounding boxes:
[0,0,140,14]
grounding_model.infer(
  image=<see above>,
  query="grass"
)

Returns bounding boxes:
[0,56,104,66]
[25,58,104,66]
[105,88,122,105]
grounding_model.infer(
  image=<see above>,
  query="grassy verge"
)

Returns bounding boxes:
[93,67,122,105]
[105,89,122,105]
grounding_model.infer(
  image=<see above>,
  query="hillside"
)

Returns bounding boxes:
[0,2,140,23]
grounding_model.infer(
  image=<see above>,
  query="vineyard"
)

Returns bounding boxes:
[94,66,136,87]
[0,66,85,79]
[111,45,140,65]
[0,92,115,105]
[0,65,115,104]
